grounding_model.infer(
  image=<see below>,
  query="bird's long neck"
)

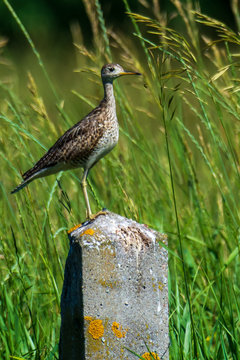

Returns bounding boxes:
[103,81,116,110]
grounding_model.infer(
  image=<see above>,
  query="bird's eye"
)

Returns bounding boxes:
[108,67,114,72]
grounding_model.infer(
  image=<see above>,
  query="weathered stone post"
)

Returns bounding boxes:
[59,212,168,360]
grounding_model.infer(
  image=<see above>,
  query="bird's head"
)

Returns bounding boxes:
[101,63,141,83]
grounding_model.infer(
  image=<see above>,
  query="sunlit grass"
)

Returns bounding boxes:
[1,0,240,359]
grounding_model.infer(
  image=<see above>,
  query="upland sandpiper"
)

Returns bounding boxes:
[11,63,141,219]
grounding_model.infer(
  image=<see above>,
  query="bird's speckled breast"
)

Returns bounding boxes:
[86,113,119,169]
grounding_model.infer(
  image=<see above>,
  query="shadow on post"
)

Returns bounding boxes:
[59,241,85,360]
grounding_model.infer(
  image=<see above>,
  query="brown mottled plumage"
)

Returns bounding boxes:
[11,63,141,219]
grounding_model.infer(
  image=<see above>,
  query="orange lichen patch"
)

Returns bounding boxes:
[111,322,127,338]
[84,316,93,322]
[80,228,95,236]
[88,319,104,339]
[141,352,160,360]
[67,224,82,233]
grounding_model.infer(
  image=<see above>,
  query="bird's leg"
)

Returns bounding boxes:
[81,169,108,221]
[81,169,92,219]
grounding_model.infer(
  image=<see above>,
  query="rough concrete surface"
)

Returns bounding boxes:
[59,211,168,360]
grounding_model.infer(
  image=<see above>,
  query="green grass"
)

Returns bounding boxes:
[1,0,240,359]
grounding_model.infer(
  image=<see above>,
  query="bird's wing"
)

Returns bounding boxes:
[22,106,105,181]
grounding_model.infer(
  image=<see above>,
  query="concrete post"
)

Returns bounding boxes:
[59,212,168,360]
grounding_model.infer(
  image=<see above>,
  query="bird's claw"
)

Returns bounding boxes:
[87,210,108,221]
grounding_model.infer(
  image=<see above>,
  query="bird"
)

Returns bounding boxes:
[11,63,141,219]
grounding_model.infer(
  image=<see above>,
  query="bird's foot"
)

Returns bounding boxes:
[87,209,108,221]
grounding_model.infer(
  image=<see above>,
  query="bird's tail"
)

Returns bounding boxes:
[11,166,55,194]
[11,177,33,194]
[11,168,42,194]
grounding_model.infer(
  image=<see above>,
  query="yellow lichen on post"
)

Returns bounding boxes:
[141,352,160,360]
[80,228,95,236]
[98,279,119,288]
[111,321,127,338]
[88,319,104,339]
[158,281,164,290]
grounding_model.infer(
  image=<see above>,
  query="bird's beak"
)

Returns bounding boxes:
[119,70,141,76]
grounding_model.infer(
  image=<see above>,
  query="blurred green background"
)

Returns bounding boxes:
[0,0,238,128]
[0,0,236,48]
[0,0,237,75]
